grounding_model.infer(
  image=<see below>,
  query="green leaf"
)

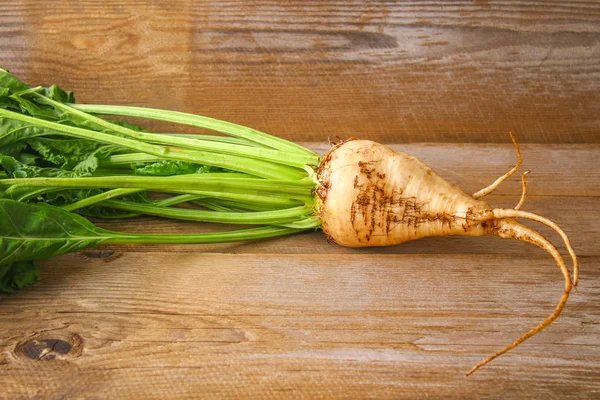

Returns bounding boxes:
[10,93,61,120]
[0,68,31,93]
[43,188,102,206]
[13,261,40,289]
[0,68,74,118]
[28,137,104,161]
[0,261,40,293]
[133,160,202,176]
[105,118,149,132]
[0,199,109,268]
[72,152,100,173]
[27,137,119,172]
[0,185,60,202]
[78,206,141,219]
[0,154,89,178]
[0,87,17,110]
[0,155,100,206]
[43,84,75,104]
[130,159,229,176]
[0,199,307,293]
[0,116,52,147]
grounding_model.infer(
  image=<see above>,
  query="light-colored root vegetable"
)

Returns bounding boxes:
[316,139,492,247]
[316,139,578,375]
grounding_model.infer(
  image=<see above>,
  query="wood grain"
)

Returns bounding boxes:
[0,0,598,143]
[1,253,598,399]
[1,0,599,398]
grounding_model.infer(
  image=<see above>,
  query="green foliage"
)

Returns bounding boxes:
[132,160,226,176]
[0,141,28,158]
[0,68,32,95]
[0,199,109,268]
[133,160,202,176]
[27,137,119,172]
[0,117,53,147]
[0,154,86,179]
[0,68,317,293]
[0,261,40,294]
[0,199,310,292]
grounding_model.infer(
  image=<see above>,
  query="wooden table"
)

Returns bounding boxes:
[1,1,599,398]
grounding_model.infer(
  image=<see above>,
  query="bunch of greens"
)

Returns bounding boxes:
[0,68,321,293]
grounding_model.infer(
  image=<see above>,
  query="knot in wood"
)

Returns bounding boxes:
[16,333,83,362]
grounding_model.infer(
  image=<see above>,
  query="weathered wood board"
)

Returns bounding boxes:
[1,0,599,398]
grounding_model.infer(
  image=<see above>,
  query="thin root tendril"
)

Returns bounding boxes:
[466,218,573,376]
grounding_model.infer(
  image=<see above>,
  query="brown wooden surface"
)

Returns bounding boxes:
[1,0,599,143]
[1,1,600,399]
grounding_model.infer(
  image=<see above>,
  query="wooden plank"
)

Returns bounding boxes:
[1,1,599,397]
[1,1,598,143]
[1,253,598,399]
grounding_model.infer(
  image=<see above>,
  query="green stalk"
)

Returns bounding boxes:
[138,195,220,218]
[154,194,207,207]
[277,217,321,229]
[0,175,316,197]
[195,199,281,212]
[165,134,262,147]
[0,108,306,180]
[14,186,307,209]
[91,167,143,175]
[171,190,310,207]
[104,225,307,245]
[30,93,319,168]
[99,200,313,225]
[194,199,234,212]
[66,192,209,218]
[1,186,59,202]
[98,153,177,166]
[62,188,144,211]
[69,103,318,158]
